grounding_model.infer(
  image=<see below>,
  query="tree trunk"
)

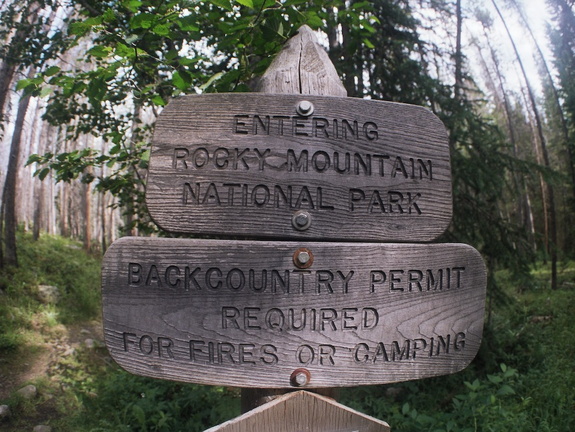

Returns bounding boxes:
[0,61,16,125]
[454,0,464,99]
[509,0,575,204]
[83,168,92,252]
[492,0,558,289]
[0,2,40,125]
[478,23,536,248]
[1,66,36,267]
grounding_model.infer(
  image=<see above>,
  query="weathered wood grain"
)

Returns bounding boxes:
[146,93,452,241]
[102,237,486,388]
[204,390,390,432]
[256,25,347,96]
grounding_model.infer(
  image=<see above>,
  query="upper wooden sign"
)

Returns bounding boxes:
[102,237,486,388]
[146,94,452,241]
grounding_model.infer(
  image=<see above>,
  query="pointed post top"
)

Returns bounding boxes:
[257,25,347,97]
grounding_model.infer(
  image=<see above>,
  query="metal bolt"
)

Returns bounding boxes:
[292,210,311,231]
[296,100,314,117]
[296,251,310,265]
[293,248,314,269]
[290,368,311,387]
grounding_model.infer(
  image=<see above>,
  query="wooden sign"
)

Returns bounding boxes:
[102,237,486,388]
[205,390,390,432]
[146,94,452,242]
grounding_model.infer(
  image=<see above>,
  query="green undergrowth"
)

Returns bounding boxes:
[0,230,101,337]
[2,233,575,431]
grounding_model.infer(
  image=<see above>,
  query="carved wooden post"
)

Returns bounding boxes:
[256,25,347,97]
[242,24,345,413]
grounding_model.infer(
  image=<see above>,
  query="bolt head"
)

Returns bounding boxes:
[290,368,311,387]
[296,100,314,117]
[295,213,309,226]
[292,210,311,231]
[293,248,313,269]
[296,251,310,265]
[294,373,308,386]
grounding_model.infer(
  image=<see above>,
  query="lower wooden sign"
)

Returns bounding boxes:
[102,238,486,388]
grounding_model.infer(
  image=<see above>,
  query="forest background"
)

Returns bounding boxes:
[0,0,574,431]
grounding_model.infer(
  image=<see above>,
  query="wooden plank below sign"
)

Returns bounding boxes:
[146,93,452,241]
[102,237,486,388]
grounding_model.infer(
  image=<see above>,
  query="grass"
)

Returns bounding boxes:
[1,232,574,431]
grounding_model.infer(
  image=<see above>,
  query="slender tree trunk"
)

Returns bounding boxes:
[1,66,36,267]
[509,0,575,204]
[0,2,40,125]
[454,0,464,99]
[83,169,92,252]
[492,0,558,289]
[0,61,16,124]
[479,26,536,247]
[33,182,44,241]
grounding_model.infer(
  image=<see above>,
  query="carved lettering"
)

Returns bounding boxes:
[183,182,336,210]
[127,264,356,294]
[296,344,337,366]
[220,306,378,332]
[171,146,433,180]
[349,188,423,214]
[233,114,379,142]
[353,332,466,363]
[189,339,278,365]
[369,267,466,292]
[122,332,175,359]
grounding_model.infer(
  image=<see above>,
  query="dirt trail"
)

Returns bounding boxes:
[0,320,103,401]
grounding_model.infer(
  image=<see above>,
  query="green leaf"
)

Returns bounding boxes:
[172,70,191,91]
[122,0,142,13]
[140,149,150,162]
[361,20,376,34]
[68,16,103,36]
[177,15,199,32]
[40,87,53,98]
[497,384,516,396]
[16,79,32,91]
[103,8,116,23]
[152,24,170,37]
[37,168,50,181]
[178,56,200,66]
[210,0,232,11]
[131,13,155,29]
[27,154,44,165]
[132,404,146,427]
[304,12,324,29]
[44,66,61,77]
[115,43,134,59]
[124,34,139,45]
[363,38,375,49]
[402,402,410,415]
[235,0,254,8]
[87,45,112,58]
[151,94,167,106]
[487,374,503,384]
